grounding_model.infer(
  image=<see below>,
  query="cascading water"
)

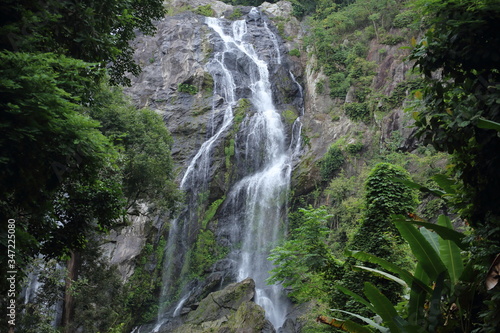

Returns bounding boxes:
[206,9,296,328]
[152,8,303,331]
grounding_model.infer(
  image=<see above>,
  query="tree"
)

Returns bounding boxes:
[0,51,123,257]
[410,2,500,330]
[336,162,418,316]
[86,85,180,215]
[0,0,165,85]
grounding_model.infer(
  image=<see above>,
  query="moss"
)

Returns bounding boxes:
[282,108,298,125]
[201,197,225,229]
[225,139,235,170]
[235,98,251,121]
[202,72,214,93]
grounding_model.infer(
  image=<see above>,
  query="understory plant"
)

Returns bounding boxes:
[318,175,499,332]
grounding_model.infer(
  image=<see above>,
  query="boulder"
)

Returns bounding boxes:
[169,278,275,333]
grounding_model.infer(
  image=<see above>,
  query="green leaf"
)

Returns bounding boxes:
[420,227,439,254]
[431,174,456,195]
[346,250,433,294]
[395,215,467,250]
[408,262,430,326]
[390,178,446,197]
[393,216,448,281]
[334,285,376,312]
[331,309,389,333]
[428,272,446,332]
[477,117,500,132]
[354,265,407,289]
[363,282,401,333]
[437,215,464,286]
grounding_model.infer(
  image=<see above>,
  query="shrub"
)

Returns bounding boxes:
[289,48,300,57]
[320,146,345,181]
[344,102,369,122]
[194,4,215,17]
[178,83,198,95]
[393,10,418,28]
[346,142,363,155]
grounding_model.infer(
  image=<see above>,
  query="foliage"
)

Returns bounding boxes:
[306,0,410,101]
[344,102,370,122]
[335,163,417,316]
[268,207,343,303]
[178,83,198,95]
[86,85,180,215]
[289,48,301,57]
[409,2,500,329]
[346,142,364,155]
[320,146,345,181]
[124,237,166,326]
[392,10,418,29]
[282,109,299,124]
[0,0,165,85]
[0,51,125,259]
[69,246,129,332]
[194,4,215,17]
[321,213,481,333]
[228,8,244,20]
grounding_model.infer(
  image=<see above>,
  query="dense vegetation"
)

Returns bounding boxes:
[269,0,500,332]
[0,0,179,331]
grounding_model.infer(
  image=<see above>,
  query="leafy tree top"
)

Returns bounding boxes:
[0,0,165,85]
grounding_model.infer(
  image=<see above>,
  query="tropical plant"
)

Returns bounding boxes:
[268,206,343,304]
[319,212,476,333]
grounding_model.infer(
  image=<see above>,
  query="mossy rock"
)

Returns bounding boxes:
[185,278,255,325]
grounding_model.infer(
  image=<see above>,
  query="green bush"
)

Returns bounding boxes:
[289,48,300,57]
[228,8,243,20]
[381,34,405,45]
[344,102,369,122]
[178,83,198,95]
[320,146,345,181]
[393,10,418,28]
[194,4,215,17]
[346,142,364,155]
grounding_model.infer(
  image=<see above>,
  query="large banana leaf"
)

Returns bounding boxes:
[331,309,389,333]
[420,227,439,254]
[428,272,446,332]
[395,215,467,250]
[354,265,407,288]
[408,262,430,326]
[316,315,374,333]
[346,250,432,294]
[393,217,448,281]
[437,215,464,286]
[364,282,402,333]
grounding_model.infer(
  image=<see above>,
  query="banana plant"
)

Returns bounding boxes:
[319,213,475,333]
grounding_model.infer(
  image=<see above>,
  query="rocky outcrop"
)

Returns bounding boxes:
[162,279,275,333]
[100,205,158,281]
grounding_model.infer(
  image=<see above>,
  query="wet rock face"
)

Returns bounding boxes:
[124,11,215,176]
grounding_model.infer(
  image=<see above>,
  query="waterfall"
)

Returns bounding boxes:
[153,7,303,331]
[206,10,294,328]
